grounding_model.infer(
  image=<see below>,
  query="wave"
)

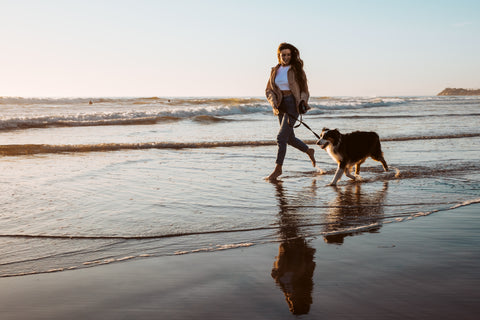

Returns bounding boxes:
[1,95,478,131]
[315,113,480,120]
[1,197,478,245]
[0,115,183,131]
[191,115,234,123]
[308,97,408,111]
[0,109,253,131]
[0,141,277,156]
[1,196,478,278]
[380,133,480,142]
[2,95,479,108]
[2,110,478,131]
[1,133,479,156]
[0,96,267,106]
[0,106,267,132]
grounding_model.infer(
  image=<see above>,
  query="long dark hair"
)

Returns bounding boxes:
[277,43,307,92]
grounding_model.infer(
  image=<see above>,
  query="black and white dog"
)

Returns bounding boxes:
[317,128,388,185]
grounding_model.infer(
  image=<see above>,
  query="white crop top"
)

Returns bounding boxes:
[275,65,290,90]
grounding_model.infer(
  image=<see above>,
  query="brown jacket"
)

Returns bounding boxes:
[265,64,310,113]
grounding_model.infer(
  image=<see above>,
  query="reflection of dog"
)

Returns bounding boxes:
[324,183,388,244]
[317,128,388,185]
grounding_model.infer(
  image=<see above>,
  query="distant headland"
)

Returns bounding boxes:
[437,88,480,96]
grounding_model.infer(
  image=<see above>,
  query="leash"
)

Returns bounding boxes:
[287,112,321,140]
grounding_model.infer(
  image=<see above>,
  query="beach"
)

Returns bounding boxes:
[1,96,479,319]
[1,204,478,319]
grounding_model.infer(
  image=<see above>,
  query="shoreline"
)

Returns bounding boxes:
[1,205,478,320]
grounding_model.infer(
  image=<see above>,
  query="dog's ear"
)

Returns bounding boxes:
[331,129,341,142]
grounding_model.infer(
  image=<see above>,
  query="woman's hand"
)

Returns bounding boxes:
[299,100,310,113]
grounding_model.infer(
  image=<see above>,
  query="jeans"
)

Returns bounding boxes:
[275,95,309,165]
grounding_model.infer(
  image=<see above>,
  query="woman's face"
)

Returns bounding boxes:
[280,49,292,66]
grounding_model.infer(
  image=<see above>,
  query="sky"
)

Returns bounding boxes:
[1,0,479,97]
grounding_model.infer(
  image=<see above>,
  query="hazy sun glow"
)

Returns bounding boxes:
[1,0,479,97]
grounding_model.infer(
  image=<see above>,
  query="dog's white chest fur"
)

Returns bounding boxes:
[325,145,343,163]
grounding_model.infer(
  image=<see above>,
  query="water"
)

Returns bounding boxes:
[1,96,479,277]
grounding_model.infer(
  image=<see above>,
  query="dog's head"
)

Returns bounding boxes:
[316,128,341,149]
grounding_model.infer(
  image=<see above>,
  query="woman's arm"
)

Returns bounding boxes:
[300,70,310,105]
[266,68,280,114]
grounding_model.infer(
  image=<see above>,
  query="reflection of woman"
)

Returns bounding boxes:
[265,43,316,181]
[272,238,316,315]
[271,181,316,315]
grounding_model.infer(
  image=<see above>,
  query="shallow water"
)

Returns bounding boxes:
[1,96,479,277]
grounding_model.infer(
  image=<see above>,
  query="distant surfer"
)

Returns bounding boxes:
[265,43,316,181]
[89,100,93,105]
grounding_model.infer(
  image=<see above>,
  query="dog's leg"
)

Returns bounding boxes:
[354,159,366,179]
[380,157,389,172]
[328,164,345,186]
[372,155,389,172]
[372,144,388,172]
[345,167,356,181]
[355,163,361,175]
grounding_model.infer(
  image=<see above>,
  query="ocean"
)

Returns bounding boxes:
[1,95,479,277]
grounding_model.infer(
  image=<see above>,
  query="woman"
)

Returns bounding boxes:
[265,43,316,181]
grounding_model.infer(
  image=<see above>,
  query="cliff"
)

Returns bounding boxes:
[438,88,480,96]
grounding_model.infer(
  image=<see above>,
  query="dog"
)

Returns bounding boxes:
[316,128,388,185]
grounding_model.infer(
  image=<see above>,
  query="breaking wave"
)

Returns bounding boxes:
[3,95,479,131]
[0,110,248,131]
[0,96,417,131]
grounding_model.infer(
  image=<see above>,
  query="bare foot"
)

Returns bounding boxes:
[265,165,282,181]
[307,148,316,167]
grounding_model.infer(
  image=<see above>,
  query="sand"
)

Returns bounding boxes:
[1,204,478,320]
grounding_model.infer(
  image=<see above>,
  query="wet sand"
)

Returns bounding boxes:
[1,205,478,320]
